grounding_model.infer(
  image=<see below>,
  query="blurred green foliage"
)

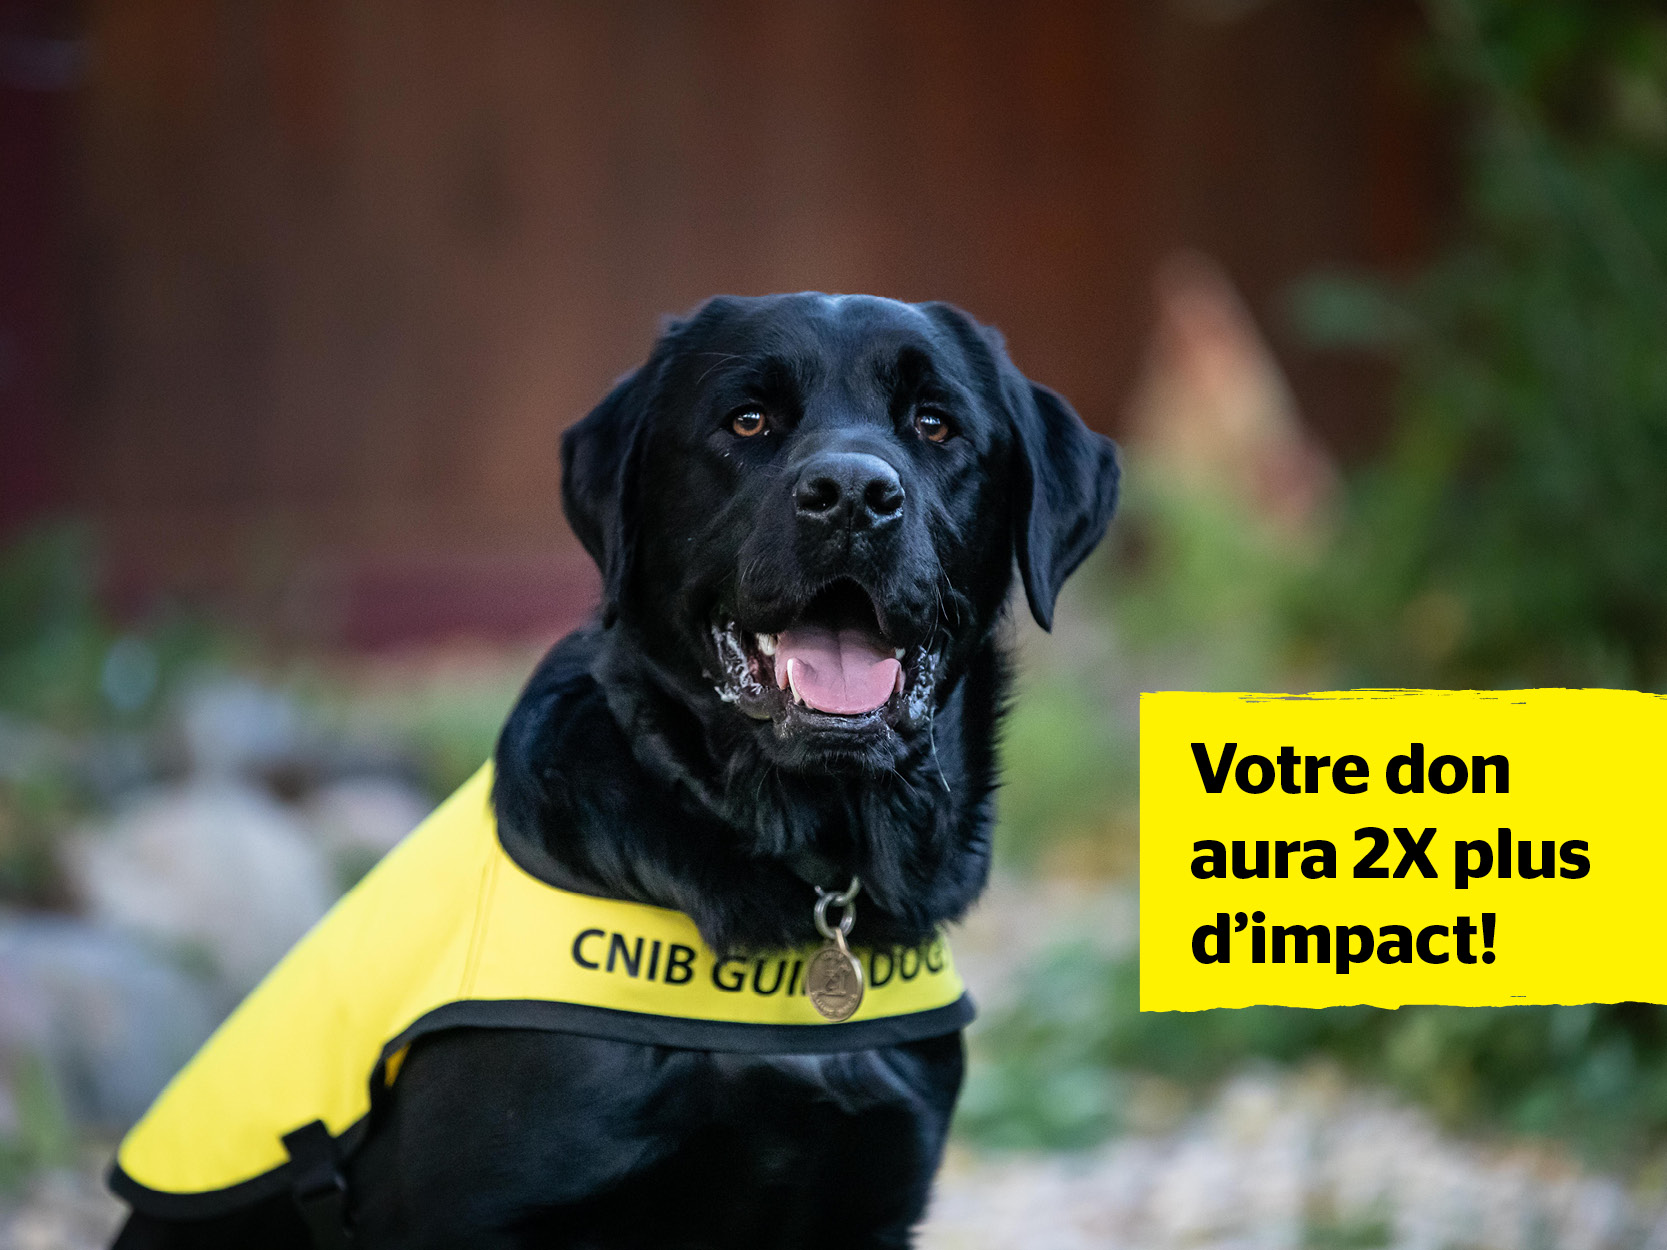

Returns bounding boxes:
[993,457,1316,866]
[974,0,1667,1163]
[0,1053,74,1194]
[1096,471,1313,692]
[0,523,231,904]
[0,524,227,734]
[1293,0,1667,689]
[995,669,1130,867]
[1302,1210,1394,1250]
[0,775,78,909]
[0,525,109,732]
[301,664,524,802]
[961,943,1667,1167]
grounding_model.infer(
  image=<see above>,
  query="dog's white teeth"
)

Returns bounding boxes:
[894,666,905,696]
[894,647,905,660]
[777,655,792,691]
[756,632,778,657]
[786,658,804,705]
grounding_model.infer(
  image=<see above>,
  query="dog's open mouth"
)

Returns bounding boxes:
[710,580,938,730]
[770,580,903,715]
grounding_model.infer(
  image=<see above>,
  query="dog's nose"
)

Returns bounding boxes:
[793,452,904,529]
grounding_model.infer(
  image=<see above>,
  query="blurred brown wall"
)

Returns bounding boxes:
[1,0,77,530]
[24,0,1443,645]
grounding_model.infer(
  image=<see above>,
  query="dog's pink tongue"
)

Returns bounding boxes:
[777,625,901,715]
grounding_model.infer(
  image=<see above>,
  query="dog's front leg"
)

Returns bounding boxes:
[345,1030,686,1248]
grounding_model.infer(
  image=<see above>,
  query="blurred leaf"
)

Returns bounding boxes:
[1287,276,1417,351]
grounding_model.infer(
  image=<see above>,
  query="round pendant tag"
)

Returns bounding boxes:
[806,942,864,1021]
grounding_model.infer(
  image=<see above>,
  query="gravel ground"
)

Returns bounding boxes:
[7,879,1663,1249]
[923,1070,1667,1250]
[924,878,1667,1250]
[0,1157,124,1250]
[9,1077,1666,1250]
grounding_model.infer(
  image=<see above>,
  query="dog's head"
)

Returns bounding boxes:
[563,293,1119,776]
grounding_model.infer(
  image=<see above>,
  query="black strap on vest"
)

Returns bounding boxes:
[282,1120,352,1249]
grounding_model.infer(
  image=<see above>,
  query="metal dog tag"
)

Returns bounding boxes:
[809,878,864,1022]
[807,933,864,1022]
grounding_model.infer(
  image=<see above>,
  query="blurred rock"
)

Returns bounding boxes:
[924,1071,1658,1250]
[0,1162,128,1250]
[64,779,334,996]
[77,730,159,806]
[177,678,310,778]
[0,915,215,1131]
[953,875,1135,1015]
[302,774,430,860]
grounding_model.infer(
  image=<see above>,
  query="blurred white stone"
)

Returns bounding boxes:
[922,1072,1654,1250]
[64,779,333,996]
[0,1164,127,1250]
[177,678,308,777]
[302,774,430,859]
[0,916,215,1130]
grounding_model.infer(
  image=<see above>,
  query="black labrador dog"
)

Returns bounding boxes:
[113,293,1118,1249]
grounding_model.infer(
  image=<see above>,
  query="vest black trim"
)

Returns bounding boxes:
[110,992,974,1220]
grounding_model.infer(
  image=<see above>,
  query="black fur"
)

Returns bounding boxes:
[114,294,1118,1249]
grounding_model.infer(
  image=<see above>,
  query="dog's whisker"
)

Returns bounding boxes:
[928,723,952,794]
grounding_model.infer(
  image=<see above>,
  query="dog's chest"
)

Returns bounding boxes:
[348,1028,964,1247]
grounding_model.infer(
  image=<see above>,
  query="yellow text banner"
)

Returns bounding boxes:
[1140,690,1667,1011]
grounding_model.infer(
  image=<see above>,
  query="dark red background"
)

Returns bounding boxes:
[1,0,1446,647]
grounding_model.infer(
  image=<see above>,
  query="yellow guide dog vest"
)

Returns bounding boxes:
[111,765,971,1219]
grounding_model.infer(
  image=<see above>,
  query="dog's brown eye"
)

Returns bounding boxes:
[730,410,767,438]
[913,410,952,443]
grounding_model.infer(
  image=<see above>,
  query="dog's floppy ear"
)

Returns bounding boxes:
[1004,368,1121,632]
[561,367,652,626]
